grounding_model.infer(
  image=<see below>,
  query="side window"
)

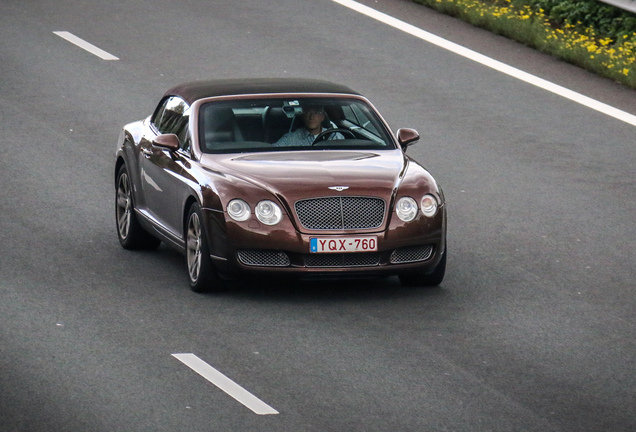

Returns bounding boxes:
[152,96,191,149]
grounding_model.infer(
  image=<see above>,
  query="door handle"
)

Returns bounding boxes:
[141,148,152,158]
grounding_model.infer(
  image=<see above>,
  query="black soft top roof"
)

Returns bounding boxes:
[164,78,361,105]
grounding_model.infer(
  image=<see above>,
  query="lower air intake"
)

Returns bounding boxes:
[390,245,434,264]
[305,253,380,268]
[237,250,290,267]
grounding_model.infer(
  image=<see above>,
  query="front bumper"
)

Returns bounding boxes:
[203,206,446,280]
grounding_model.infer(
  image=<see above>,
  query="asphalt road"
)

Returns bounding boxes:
[1,0,635,431]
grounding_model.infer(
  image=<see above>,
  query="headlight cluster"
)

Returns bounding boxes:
[396,194,438,222]
[255,200,282,225]
[227,199,251,221]
[227,199,283,225]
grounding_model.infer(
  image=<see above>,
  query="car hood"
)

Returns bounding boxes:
[200,149,408,202]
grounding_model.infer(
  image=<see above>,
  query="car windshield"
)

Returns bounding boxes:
[198,97,396,153]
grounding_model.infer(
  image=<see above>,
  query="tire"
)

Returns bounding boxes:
[185,203,224,293]
[115,164,161,250]
[399,250,446,288]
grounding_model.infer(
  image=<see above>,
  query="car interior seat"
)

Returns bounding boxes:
[204,107,244,145]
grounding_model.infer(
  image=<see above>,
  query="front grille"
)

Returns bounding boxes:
[237,250,290,267]
[295,197,385,230]
[304,252,380,268]
[390,245,434,264]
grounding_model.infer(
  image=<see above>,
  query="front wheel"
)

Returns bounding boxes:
[186,203,224,293]
[399,250,446,288]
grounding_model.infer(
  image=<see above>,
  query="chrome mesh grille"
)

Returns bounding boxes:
[390,245,434,264]
[305,253,380,268]
[295,197,385,230]
[237,250,290,267]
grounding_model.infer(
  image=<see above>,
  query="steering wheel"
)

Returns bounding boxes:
[311,128,356,146]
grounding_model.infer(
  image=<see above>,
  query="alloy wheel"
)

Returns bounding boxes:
[116,172,132,240]
[186,212,202,283]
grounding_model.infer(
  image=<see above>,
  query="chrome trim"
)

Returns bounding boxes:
[294,196,386,230]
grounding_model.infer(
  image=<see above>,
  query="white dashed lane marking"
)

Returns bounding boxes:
[172,353,279,415]
[53,31,119,60]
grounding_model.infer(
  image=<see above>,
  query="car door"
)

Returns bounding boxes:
[139,96,192,243]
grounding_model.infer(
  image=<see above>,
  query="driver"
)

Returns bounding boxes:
[273,105,343,147]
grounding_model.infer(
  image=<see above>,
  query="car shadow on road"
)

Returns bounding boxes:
[217,275,447,305]
[138,244,449,304]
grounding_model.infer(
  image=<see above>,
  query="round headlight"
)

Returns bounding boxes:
[255,200,282,225]
[421,194,438,217]
[396,197,418,222]
[227,199,250,221]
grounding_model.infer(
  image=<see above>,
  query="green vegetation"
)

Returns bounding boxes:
[412,0,636,88]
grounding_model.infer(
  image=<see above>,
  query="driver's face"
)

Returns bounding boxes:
[302,109,325,130]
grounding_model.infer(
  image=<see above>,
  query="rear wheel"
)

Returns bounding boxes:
[186,203,224,293]
[399,250,446,288]
[115,164,161,250]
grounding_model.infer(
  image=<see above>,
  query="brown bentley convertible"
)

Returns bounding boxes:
[115,78,446,292]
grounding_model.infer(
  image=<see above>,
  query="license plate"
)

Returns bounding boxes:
[310,236,378,253]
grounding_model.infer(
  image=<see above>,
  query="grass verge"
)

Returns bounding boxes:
[412,0,636,89]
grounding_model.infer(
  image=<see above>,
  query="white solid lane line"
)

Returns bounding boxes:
[172,353,279,415]
[53,31,119,60]
[331,0,636,127]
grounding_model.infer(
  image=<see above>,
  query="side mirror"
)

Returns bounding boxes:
[153,133,180,152]
[397,128,420,150]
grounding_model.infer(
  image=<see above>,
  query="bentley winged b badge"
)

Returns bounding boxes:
[328,186,349,192]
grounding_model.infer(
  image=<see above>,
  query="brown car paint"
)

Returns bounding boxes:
[115,78,446,284]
